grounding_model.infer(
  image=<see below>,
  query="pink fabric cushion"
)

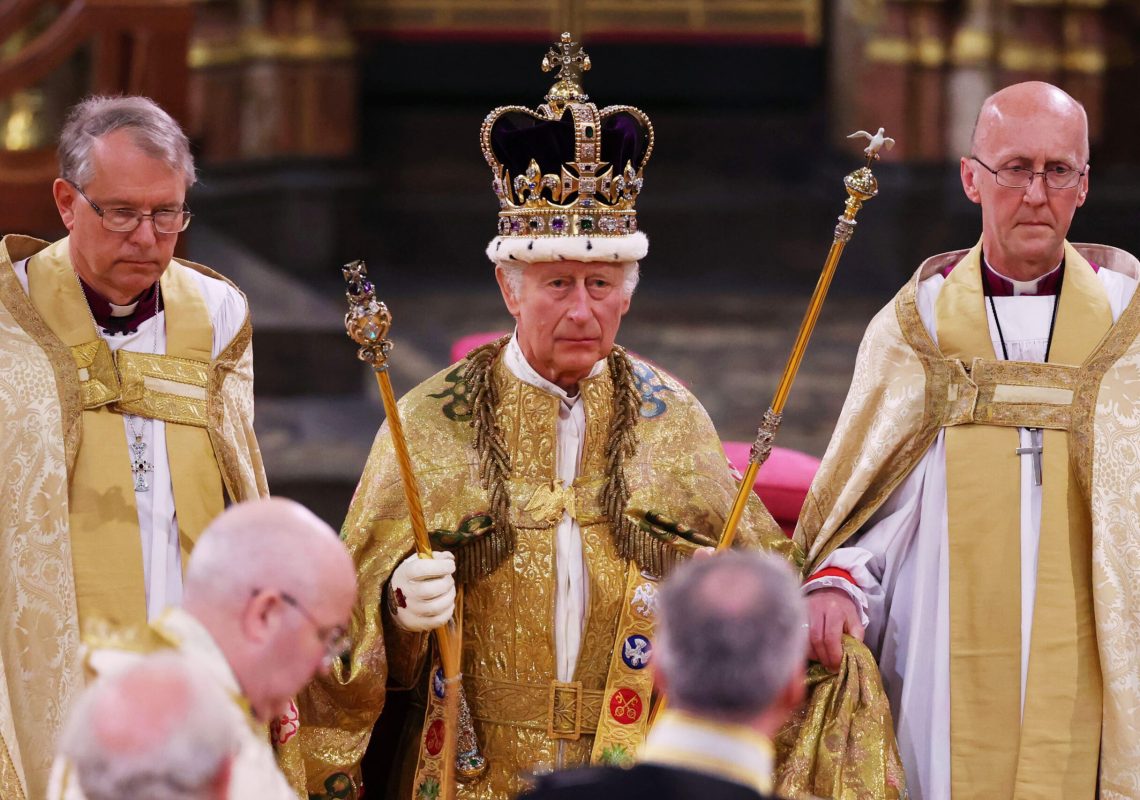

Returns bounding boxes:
[722,441,820,537]
[451,331,509,364]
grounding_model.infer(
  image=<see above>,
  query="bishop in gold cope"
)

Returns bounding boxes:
[0,95,266,800]
[800,81,1140,799]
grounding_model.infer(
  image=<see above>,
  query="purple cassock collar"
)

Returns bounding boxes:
[941,255,1099,297]
[79,277,160,335]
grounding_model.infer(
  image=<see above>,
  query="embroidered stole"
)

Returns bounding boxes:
[27,238,224,629]
[935,244,1107,799]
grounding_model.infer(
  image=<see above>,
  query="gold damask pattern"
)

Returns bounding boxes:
[207,318,267,503]
[1086,276,1140,799]
[797,285,934,567]
[0,236,84,800]
[776,637,905,799]
[114,350,209,427]
[70,340,118,409]
[300,349,792,798]
[462,675,603,733]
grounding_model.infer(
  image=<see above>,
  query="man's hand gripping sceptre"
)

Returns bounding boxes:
[342,260,487,797]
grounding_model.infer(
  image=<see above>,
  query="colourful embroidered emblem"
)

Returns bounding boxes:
[631,360,671,418]
[631,581,658,619]
[424,719,445,756]
[416,778,441,800]
[428,364,473,421]
[429,512,494,549]
[622,634,652,670]
[432,667,446,699]
[271,699,299,744]
[600,743,633,766]
[318,772,357,799]
[609,688,643,724]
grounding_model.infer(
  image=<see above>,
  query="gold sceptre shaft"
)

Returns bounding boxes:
[342,260,480,800]
[647,132,891,731]
[716,130,890,552]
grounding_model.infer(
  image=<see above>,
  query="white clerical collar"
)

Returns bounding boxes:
[640,709,774,796]
[983,255,1063,297]
[503,331,607,407]
[109,300,139,317]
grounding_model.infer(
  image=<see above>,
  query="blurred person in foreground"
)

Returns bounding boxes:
[56,652,238,800]
[48,497,358,799]
[799,81,1140,799]
[0,95,265,800]
[521,551,807,800]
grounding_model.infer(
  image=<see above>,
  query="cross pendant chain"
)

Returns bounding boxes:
[1015,427,1044,486]
[129,434,154,492]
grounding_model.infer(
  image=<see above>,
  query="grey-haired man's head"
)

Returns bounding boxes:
[654,550,807,727]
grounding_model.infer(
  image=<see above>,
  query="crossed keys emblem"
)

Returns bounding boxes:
[608,688,643,723]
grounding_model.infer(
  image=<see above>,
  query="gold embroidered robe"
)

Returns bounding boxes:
[300,349,798,799]
[0,234,267,800]
[797,241,1140,799]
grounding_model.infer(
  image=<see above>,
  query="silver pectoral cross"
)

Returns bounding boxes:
[1015,427,1044,486]
[129,435,154,492]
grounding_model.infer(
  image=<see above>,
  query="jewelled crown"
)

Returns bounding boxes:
[482,33,654,264]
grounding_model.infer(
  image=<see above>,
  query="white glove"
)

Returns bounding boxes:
[388,551,456,632]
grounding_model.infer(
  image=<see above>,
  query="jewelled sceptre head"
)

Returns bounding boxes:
[340,258,481,798]
[718,128,892,551]
[342,259,393,371]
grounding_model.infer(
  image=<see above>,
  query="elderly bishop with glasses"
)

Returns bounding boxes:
[0,96,267,800]
[47,498,358,800]
[799,81,1140,799]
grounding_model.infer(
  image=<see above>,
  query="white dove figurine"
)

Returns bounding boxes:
[848,127,896,158]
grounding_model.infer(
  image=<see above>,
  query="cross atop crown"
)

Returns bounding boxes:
[542,32,591,115]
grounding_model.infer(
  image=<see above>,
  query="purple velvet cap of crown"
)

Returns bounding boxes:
[490,109,649,180]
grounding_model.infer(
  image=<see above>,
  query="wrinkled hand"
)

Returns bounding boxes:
[806,587,865,672]
[389,551,456,632]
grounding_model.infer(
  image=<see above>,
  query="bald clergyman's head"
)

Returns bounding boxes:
[960,81,1091,280]
[970,81,1089,165]
[182,497,358,722]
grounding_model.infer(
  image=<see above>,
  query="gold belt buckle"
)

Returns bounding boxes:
[547,680,584,740]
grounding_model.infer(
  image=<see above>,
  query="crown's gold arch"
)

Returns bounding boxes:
[480,33,655,242]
